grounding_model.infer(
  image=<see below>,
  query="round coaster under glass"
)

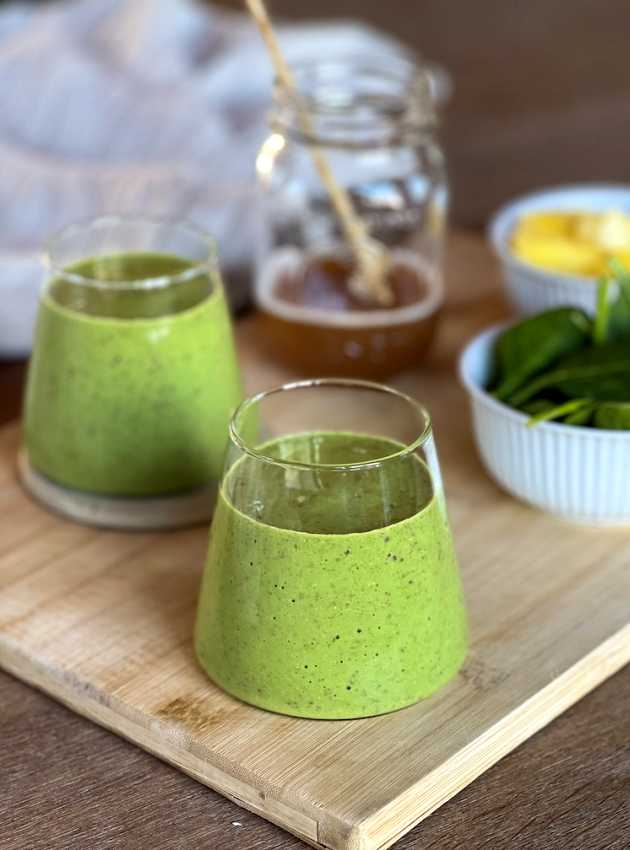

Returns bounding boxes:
[18,451,216,531]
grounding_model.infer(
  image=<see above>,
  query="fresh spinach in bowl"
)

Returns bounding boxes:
[493,308,591,403]
[489,265,630,429]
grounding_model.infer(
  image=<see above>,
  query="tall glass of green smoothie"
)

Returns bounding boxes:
[195,379,468,719]
[22,217,243,529]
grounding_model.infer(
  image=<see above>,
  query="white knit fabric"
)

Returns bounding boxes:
[0,0,449,355]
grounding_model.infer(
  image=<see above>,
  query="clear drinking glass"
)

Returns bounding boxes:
[195,379,468,719]
[22,217,243,528]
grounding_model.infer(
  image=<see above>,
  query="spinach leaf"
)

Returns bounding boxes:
[526,398,593,427]
[564,404,596,426]
[510,342,630,405]
[606,259,630,343]
[492,308,591,402]
[519,399,558,416]
[592,276,611,346]
[554,343,630,400]
[593,401,630,429]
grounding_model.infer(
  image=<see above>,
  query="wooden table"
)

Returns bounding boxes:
[2,231,629,849]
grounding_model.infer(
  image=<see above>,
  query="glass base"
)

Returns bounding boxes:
[195,643,467,720]
[18,450,216,531]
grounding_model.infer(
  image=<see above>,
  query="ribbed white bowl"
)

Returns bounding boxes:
[489,183,630,316]
[459,324,630,525]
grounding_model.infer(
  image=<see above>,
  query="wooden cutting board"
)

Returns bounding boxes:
[2,256,629,850]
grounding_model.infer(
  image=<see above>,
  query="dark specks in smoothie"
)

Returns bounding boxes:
[195,431,467,718]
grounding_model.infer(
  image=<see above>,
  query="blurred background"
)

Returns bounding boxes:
[255,0,630,225]
[1,0,629,359]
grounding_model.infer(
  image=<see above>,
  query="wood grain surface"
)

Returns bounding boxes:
[4,1,630,844]
[1,231,629,849]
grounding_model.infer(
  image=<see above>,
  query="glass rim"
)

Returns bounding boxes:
[277,52,419,104]
[229,378,433,472]
[42,215,218,291]
[271,52,437,139]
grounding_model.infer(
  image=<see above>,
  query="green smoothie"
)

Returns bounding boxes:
[24,253,242,496]
[195,432,468,719]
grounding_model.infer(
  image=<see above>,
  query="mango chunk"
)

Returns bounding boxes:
[512,234,603,276]
[608,249,630,270]
[516,212,577,239]
[575,211,630,252]
[511,208,630,277]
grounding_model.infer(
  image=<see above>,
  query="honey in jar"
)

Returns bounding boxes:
[256,248,443,379]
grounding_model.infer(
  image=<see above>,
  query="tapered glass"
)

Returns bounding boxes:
[23,217,242,519]
[195,379,468,719]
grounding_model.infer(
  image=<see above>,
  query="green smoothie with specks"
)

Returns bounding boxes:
[24,253,242,496]
[194,432,468,719]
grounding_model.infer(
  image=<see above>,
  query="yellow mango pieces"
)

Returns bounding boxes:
[511,209,630,277]
[575,211,630,251]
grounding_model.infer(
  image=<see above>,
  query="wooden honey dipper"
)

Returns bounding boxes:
[245,0,394,306]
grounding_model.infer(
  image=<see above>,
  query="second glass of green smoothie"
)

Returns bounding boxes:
[22,217,243,528]
[195,379,468,719]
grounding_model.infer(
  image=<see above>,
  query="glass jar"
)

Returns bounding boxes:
[255,54,448,379]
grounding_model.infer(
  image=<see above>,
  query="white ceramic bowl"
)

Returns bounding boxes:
[489,183,630,316]
[459,323,630,526]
